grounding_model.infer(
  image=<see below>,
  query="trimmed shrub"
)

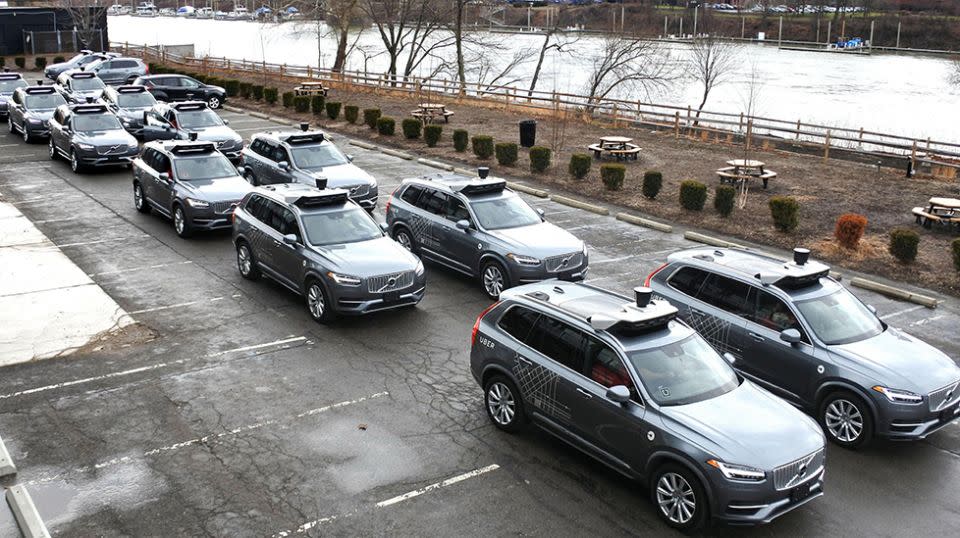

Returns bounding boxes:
[424,124,442,147]
[377,116,396,136]
[311,95,325,116]
[714,185,736,217]
[889,228,920,263]
[453,129,468,152]
[326,101,341,120]
[282,91,295,108]
[952,238,960,272]
[363,108,381,129]
[642,171,663,200]
[15,57,25,69]
[251,85,264,100]
[344,105,359,124]
[34,57,47,70]
[768,196,800,232]
[239,82,252,99]
[834,213,868,249]
[472,135,494,159]
[401,118,422,139]
[529,146,551,173]
[53,56,66,64]
[568,153,591,179]
[600,163,626,191]
[495,142,518,166]
[1,57,6,68]
[196,74,210,85]
[223,80,240,97]
[263,87,278,105]
[294,96,311,113]
[679,180,708,211]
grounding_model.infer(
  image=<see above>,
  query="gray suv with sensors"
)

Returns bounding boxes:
[54,71,107,103]
[241,124,378,211]
[470,282,825,529]
[47,103,139,173]
[648,247,960,448]
[101,85,157,137]
[0,72,28,121]
[141,101,243,160]
[386,171,588,299]
[232,182,425,323]
[7,85,67,142]
[79,56,148,85]
[44,51,114,80]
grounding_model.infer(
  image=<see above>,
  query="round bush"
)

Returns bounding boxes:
[0,57,5,69]
[401,118,422,139]
[642,171,663,200]
[363,108,381,129]
[311,95,326,116]
[344,105,359,124]
[377,116,396,136]
[34,57,47,70]
[53,56,66,64]
[495,142,518,166]
[952,238,960,272]
[889,228,920,263]
[834,213,868,249]
[453,129,469,152]
[529,146,551,173]
[768,196,800,232]
[424,124,443,147]
[568,153,591,179]
[281,91,294,108]
[714,185,735,217]
[294,96,311,113]
[679,180,708,211]
[239,82,252,99]
[472,135,494,159]
[15,57,26,69]
[251,85,264,100]
[326,101,341,120]
[223,80,240,97]
[264,87,279,104]
[600,164,626,191]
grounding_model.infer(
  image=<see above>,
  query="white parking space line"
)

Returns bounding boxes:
[375,464,501,508]
[910,315,945,326]
[881,305,926,320]
[127,293,242,315]
[89,261,193,277]
[0,336,307,400]
[51,234,151,249]
[273,514,349,537]
[590,255,636,265]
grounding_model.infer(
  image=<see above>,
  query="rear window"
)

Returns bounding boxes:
[400,185,423,205]
[667,266,709,297]
[497,305,540,342]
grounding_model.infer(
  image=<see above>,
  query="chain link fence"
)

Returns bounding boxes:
[23,29,106,55]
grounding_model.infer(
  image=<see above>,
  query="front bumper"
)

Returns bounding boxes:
[328,277,426,315]
[350,186,379,211]
[876,397,960,440]
[711,468,825,525]
[24,122,50,138]
[75,147,140,167]
[511,259,589,285]
[185,206,236,231]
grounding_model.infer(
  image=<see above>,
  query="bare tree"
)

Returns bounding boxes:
[57,1,107,50]
[462,44,534,95]
[528,6,580,96]
[735,61,766,209]
[689,36,740,121]
[324,0,362,73]
[582,35,673,109]
[361,0,453,82]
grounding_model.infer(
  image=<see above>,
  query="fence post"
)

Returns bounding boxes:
[910,141,918,173]
[858,127,864,147]
[739,112,743,131]
[674,112,680,139]
[796,120,801,139]
[824,130,831,162]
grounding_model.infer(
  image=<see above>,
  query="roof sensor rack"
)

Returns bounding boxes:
[169,141,217,154]
[589,287,678,335]
[294,190,349,208]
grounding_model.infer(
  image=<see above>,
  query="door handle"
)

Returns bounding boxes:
[748,332,765,342]
[576,387,594,399]
[515,354,533,366]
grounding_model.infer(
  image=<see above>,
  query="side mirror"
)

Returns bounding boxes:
[722,352,736,365]
[223,119,230,125]
[456,219,471,231]
[780,328,802,345]
[867,305,877,315]
[236,165,246,176]
[379,222,389,232]
[282,233,298,245]
[158,172,170,182]
[536,208,545,220]
[278,161,290,171]
[347,154,354,162]
[606,385,631,404]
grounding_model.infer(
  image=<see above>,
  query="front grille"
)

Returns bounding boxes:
[545,252,584,273]
[212,200,240,214]
[347,184,370,198]
[367,270,414,293]
[929,381,960,412]
[97,144,128,156]
[773,449,824,490]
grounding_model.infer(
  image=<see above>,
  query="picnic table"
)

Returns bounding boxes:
[410,103,454,123]
[912,197,960,228]
[294,82,328,97]
[587,136,642,161]
[716,159,778,189]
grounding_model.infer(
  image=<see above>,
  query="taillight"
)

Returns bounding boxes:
[472,301,501,347]
[384,197,391,214]
[644,262,668,287]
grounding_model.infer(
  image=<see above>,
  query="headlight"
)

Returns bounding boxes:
[415,260,424,276]
[707,459,766,482]
[76,143,95,150]
[327,271,361,286]
[185,198,209,209]
[872,386,923,404]
[582,242,588,256]
[507,253,540,266]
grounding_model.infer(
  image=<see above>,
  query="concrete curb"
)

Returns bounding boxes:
[5,486,50,538]
[507,182,549,198]
[416,158,454,171]
[615,212,673,233]
[381,148,414,160]
[248,111,270,120]
[348,139,377,150]
[453,167,476,177]
[222,105,245,114]
[550,195,610,216]
[0,434,15,478]
[850,277,939,309]
[683,231,746,249]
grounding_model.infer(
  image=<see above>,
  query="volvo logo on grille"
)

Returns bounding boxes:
[797,465,807,477]
[376,274,400,293]
[558,256,571,269]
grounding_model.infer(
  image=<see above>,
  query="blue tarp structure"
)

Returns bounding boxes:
[285,6,299,13]
[254,6,272,15]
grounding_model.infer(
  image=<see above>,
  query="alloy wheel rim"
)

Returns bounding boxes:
[71,152,78,171]
[245,172,256,186]
[483,266,504,297]
[23,126,29,142]
[209,97,220,108]
[49,140,55,158]
[238,246,251,275]
[174,208,185,234]
[487,382,515,426]
[307,284,325,319]
[134,185,143,208]
[396,231,411,250]
[825,399,863,442]
[656,472,696,525]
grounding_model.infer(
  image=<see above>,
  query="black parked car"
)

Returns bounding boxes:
[133,74,227,109]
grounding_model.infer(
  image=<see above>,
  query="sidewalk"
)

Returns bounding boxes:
[0,200,133,366]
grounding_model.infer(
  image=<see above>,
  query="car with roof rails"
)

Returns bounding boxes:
[471,282,825,529]
[132,137,252,238]
[48,103,140,173]
[241,123,378,211]
[386,170,588,299]
[80,56,149,86]
[6,85,67,142]
[233,182,425,323]
[140,101,243,161]
[132,74,227,109]
[101,85,157,137]
[647,247,960,449]
[54,70,107,103]
[44,51,114,81]
[0,72,28,121]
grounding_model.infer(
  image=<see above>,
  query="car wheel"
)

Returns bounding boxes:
[819,391,873,449]
[70,149,82,173]
[651,464,707,531]
[207,96,222,109]
[305,279,335,324]
[133,182,151,213]
[22,124,31,143]
[49,138,58,160]
[481,260,509,300]
[393,227,415,252]
[7,116,13,134]
[484,376,526,433]
[173,205,192,238]
[236,241,261,280]
[244,169,258,186]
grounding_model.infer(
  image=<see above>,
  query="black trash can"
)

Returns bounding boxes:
[519,119,537,148]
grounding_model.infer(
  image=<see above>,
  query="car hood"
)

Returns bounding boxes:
[70,89,104,100]
[188,125,241,143]
[831,328,960,394]
[75,130,138,146]
[179,175,252,202]
[487,222,584,257]
[26,110,56,121]
[660,381,824,470]
[117,107,152,120]
[314,236,419,276]
[298,163,375,188]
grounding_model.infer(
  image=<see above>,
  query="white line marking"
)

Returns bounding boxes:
[128,300,203,314]
[52,234,151,248]
[375,464,501,508]
[89,261,193,277]
[273,514,349,537]
[0,336,307,400]
[910,315,945,327]
[881,305,925,320]
[590,255,635,265]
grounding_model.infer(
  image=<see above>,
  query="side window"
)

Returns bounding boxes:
[584,336,634,391]
[53,109,63,124]
[697,274,753,318]
[444,196,470,222]
[250,139,265,156]
[244,195,264,220]
[156,154,172,176]
[141,148,157,170]
[99,61,113,70]
[497,305,540,343]
[751,289,803,335]
[525,315,586,373]
[265,201,286,233]
[115,60,136,69]
[667,266,709,298]
[260,141,277,161]
[273,146,289,164]
[279,208,300,239]
[419,189,448,215]
[400,185,423,205]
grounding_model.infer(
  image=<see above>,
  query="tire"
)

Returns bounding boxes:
[483,375,526,433]
[236,241,261,280]
[207,95,222,109]
[7,116,13,134]
[173,204,192,238]
[305,279,335,324]
[819,391,873,449]
[480,260,509,300]
[133,182,151,213]
[49,138,58,160]
[392,226,416,253]
[69,149,83,173]
[651,464,708,531]
[244,169,259,186]
[22,124,31,143]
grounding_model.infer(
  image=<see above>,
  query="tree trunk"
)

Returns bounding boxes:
[332,26,348,72]
[528,33,551,97]
[455,2,466,94]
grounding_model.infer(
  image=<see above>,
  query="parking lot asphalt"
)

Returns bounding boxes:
[0,109,958,537]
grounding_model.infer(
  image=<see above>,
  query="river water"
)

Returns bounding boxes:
[108,15,959,142]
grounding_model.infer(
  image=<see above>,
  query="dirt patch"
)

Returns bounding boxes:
[74,322,159,357]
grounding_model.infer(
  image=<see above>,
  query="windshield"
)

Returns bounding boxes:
[78,55,102,66]
[470,195,541,231]
[301,207,382,246]
[173,154,238,181]
[117,92,156,108]
[74,114,123,132]
[290,144,349,169]
[627,332,740,406]
[0,79,27,93]
[24,93,66,110]
[177,109,223,129]
[794,289,883,345]
[72,77,105,91]
[66,53,86,64]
